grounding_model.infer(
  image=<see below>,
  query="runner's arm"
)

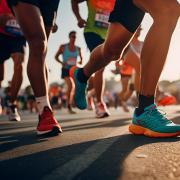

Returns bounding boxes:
[71,0,87,28]
[78,47,83,65]
[55,45,64,65]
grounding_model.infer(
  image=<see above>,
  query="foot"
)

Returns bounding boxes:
[87,97,95,111]
[8,105,21,121]
[96,102,110,118]
[70,66,87,110]
[68,109,76,114]
[37,106,62,136]
[121,101,130,112]
[129,104,180,137]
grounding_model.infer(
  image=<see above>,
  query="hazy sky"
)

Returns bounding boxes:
[2,0,180,88]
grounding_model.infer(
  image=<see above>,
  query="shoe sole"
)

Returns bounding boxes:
[96,112,110,118]
[129,124,180,138]
[9,118,21,122]
[37,126,62,136]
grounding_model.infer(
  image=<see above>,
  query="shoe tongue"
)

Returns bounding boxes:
[144,104,157,111]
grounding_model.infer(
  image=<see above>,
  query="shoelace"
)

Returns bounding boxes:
[146,108,171,124]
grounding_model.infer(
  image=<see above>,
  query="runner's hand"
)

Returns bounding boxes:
[52,23,58,33]
[77,18,86,28]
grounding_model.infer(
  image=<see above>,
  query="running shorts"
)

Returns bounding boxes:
[84,32,104,52]
[0,33,26,64]
[7,0,60,26]
[61,68,70,79]
[109,0,145,33]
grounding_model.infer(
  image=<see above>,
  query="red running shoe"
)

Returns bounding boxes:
[37,106,62,136]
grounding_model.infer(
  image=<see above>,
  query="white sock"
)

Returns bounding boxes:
[36,96,51,114]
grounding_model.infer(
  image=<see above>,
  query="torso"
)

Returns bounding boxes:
[62,44,79,69]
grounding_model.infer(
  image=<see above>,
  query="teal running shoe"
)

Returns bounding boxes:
[70,66,87,110]
[129,104,180,137]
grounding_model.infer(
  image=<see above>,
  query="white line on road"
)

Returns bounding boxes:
[43,128,129,180]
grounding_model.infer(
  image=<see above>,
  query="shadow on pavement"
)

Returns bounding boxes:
[0,133,179,180]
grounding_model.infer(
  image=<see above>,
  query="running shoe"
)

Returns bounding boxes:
[37,106,62,136]
[8,105,21,121]
[69,66,87,110]
[96,102,110,118]
[129,104,180,137]
[67,104,76,114]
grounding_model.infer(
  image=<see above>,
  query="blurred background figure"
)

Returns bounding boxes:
[71,0,116,118]
[112,27,142,112]
[0,0,26,121]
[55,31,83,114]
[156,85,177,106]
[24,85,38,113]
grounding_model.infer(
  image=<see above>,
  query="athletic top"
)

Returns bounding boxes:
[0,0,23,37]
[85,0,115,39]
[129,41,143,58]
[62,44,79,69]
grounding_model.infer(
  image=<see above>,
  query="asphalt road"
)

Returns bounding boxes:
[0,106,180,180]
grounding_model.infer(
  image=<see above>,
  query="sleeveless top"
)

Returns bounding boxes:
[85,0,115,39]
[62,44,79,69]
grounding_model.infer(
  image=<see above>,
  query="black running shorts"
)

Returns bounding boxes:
[84,32,104,52]
[7,0,60,27]
[0,33,26,64]
[61,68,70,79]
[109,0,145,33]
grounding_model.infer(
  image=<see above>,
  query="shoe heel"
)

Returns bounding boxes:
[129,124,145,135]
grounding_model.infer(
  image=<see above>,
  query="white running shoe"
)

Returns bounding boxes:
[8,105,21,121]
[95,102,110,118]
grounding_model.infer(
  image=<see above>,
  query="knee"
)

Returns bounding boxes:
[28,33,47,58]
[103,44,122,61]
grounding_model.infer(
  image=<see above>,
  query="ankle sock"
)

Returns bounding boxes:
[36,96,51,114]
[77,68,89,83]
[136,94,154,116]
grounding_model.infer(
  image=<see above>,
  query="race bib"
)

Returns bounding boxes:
[67,57,76,66]
[91,0,116,28]
[5,19,23,37]
[95,10,110,28]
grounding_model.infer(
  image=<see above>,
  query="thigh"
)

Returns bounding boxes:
[133,0,179,15]
[8,2,47,43]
